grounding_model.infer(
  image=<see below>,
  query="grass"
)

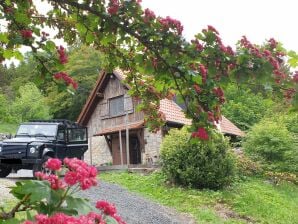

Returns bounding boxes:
[0,123,18,134]
[100,171,298,224]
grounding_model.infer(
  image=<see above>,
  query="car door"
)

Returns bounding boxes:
[55,128,67,159]
[66,128,88,159]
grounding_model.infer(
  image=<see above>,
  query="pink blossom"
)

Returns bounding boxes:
[45,158,62,171]
[96,200,117,216]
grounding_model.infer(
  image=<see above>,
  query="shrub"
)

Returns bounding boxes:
[160,128,235,190]
[243,120,296,172]
[235,152,263,177]
[265,171,298,185]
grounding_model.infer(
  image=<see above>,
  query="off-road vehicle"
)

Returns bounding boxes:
[0,120,88,177]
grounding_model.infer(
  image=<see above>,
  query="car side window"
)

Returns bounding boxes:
[57,129,65,141]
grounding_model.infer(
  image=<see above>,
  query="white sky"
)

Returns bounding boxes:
[142,0,298,52]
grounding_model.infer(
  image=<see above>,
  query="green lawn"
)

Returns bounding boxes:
[100,171,298,224]
[0,123,18,134]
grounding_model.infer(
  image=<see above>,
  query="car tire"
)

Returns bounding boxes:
[32,156,53,177]
[0,165,12,178]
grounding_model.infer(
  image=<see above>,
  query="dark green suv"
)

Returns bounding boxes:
[0,120,88,177]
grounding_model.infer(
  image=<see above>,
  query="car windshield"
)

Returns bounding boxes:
[16,124,57,137]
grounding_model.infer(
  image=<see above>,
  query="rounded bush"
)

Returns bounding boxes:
[243,120,296,172]
[160,128,235,189]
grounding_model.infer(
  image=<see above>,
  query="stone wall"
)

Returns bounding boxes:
[143,128,162,165]
[84,136,112,166]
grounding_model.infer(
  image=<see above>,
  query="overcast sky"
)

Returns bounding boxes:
[142,0,298,52]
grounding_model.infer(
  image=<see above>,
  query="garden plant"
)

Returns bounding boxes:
[0,158,125,224]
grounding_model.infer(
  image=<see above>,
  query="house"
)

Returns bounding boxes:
[77,68,245,166]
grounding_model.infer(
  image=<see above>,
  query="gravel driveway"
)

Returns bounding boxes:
[0,170,195,224]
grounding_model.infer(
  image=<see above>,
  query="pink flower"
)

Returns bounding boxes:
[20,29,33,39]
[45,158,62,171]
[64,171,78,186]
[96,200,117,216]
[207,25,219,34]
[144,8,155,23]
[192,127,209,140]
[193,84,202,94]
[57,45,68,64]
[108,0,119,15]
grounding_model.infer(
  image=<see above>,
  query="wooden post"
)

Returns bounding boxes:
[125,113,130,166]
[119,130,123,165]
[89,136,93,165]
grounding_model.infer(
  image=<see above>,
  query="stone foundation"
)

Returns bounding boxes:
[143,129,162,165]
[84,136,112,166]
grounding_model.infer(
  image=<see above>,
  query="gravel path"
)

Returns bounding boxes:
[79,181,196,224]
[0,170,196,224]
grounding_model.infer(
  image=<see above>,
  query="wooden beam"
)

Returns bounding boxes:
[119,130,123,165]
[104,135,112,153]
[96,92,104,98]
[125,113,130,165]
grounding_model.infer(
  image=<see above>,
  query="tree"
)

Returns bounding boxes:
[222,84,274,130]
[46,45,106,120]
[10,83,51,122]
[0,0,297,140]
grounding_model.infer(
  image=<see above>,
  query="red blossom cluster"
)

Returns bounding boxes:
[240,36,287,83]
[57,46,68,64]
[213,87,225,103]
[35,172,65,190]
[191,127,209,140]
[45,158,62,171]
[144,8,155,23]
[53,72,78,90]
[107,0,120,15]
[191,39,204,51]
[20,29,33,39]
[284,88,296,100]
[193,84,202,94]
[96,201,125,223]
[64,157,98,190]
[35,158,97,190]
[199,64,207,84]
[159,16,183,35]
[23,210,115,224]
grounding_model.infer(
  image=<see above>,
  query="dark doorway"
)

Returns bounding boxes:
[129,136,141,164]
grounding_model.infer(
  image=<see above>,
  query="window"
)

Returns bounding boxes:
[67,128,87,142]
[109,95,124,117]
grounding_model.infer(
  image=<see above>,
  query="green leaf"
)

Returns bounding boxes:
[45,41,56,52]
[13,180,51,202]
[14,11,30,25]
[0,218,21,224]
[86,32,95,44]
[3,49,14,59]
[14,51,24,60]
[105,216,119,224]
[76,23,87,35]
[0,33,9,43]
[66,196,93,215]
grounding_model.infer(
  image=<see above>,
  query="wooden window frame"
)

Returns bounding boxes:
[109,95,125,117]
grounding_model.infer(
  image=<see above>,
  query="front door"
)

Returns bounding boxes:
[111,134,127,165]
[129,136,141,164]
[111,132,141,165]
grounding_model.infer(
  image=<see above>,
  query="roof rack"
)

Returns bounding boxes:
[28,119,82,128]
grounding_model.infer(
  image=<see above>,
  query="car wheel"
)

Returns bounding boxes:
[32,156,53,177]
[0,165,12,178]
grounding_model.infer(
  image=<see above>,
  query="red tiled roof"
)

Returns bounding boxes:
[218,116,245,137]
[94,121,144,136]
[160,99,191,125]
